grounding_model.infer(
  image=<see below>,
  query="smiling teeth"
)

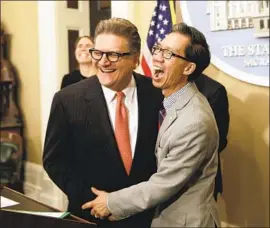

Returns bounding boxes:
[101,69,114,73]
[153,66,164,73]
[153,66,162,70]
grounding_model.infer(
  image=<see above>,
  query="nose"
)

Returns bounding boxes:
[98,53,111,66]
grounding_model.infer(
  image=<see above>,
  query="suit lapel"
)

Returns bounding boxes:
[129,73,151,174]
[83,76,128,176]
[156,83,199,146]
[156,108,177,146]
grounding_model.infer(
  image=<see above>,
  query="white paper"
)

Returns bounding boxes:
[0,196,19,208]
[2,209,70,218]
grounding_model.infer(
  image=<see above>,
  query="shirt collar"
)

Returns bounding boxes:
[101,74,136,104]
[163,82,193,111]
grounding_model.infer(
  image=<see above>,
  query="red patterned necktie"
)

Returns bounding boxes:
[115,92,132,175]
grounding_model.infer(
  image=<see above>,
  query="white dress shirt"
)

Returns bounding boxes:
[101,75,138,159]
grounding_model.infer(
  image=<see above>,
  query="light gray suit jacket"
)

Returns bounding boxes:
[108,83,220,227]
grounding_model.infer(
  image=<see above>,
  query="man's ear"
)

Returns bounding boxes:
[136,59,140,68]
[183,62,196,76]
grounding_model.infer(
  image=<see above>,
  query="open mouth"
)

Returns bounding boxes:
[153,66,164,78]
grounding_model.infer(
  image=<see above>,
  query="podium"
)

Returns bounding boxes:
[0,210,95,228]
[0,187,97,228]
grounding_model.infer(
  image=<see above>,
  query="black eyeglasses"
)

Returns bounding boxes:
[89,48,133,63]
[152,45,190,62]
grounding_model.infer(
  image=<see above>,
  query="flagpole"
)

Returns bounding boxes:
[169,0,176,25]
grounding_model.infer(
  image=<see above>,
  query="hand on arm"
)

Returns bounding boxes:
[81,187,112,220]
[106,123,212,220]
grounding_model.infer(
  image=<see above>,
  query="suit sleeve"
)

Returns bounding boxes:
[43,93,95,206]
[208,86,229,152]
[108,122,215,220]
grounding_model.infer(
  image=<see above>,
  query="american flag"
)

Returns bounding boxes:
[141,0,176,77]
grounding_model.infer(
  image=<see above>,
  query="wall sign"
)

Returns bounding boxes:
[180,1,269,87]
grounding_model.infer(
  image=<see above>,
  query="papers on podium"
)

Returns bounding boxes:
[0,196,70,218]
[2,209,70,218]
[0,196,19,208]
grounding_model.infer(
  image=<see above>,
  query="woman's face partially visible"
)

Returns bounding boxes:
[75,37,93,64]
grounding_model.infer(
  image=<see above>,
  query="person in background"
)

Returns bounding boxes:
[60,36,96,89]
[195,73,230,200]
[82,22,220,228]
[43,18,163,228]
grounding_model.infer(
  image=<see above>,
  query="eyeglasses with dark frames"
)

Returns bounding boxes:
[152,45,190,62]
[89,48,133,63]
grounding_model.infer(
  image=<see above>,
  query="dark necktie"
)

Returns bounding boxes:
[158,109,166,128]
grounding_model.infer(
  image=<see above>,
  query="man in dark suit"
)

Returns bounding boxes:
[43,18,163,228]
[195,73,230,200]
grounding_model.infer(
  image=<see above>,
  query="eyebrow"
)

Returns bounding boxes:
[156,42,170,49]
[156,42,175,52]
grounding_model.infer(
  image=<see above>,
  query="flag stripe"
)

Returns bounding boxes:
[141,56,152,77]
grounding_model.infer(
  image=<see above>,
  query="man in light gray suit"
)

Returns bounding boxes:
[82,23,220,227]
